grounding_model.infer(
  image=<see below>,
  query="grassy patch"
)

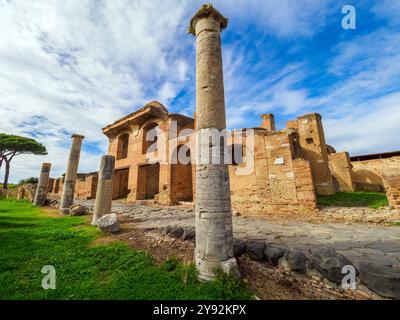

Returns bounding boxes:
[0,199,252,300]
[317,191,389,209]
[0,183,16,190]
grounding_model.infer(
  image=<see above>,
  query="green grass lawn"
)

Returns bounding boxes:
[317,191,389,209]
[0,183,16,190]
[0,198,252,300]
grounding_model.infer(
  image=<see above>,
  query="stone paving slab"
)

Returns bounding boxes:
[78,199,400,273]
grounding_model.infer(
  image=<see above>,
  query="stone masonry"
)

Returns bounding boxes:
[33,162,51,206]
[92,155,116,225]
[42,9,399,217]
[189,4,238,280]
[59,134,84,214]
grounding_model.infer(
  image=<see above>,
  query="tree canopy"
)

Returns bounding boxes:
[0,133,47,158]
[0,133,47,189]
[18,177,39,185]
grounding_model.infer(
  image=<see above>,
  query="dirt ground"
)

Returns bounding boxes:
[89,215,322,300]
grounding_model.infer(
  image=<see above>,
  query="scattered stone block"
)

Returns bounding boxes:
[233,239,247,257]
[310,248,358,284]
[169,227,184,239]
[160,225,172,235]
[285,249,308,274]
[97,213,120,233]
[69,205,89,216]
[181,229,195,240]
[359,262,400,299]
[221,257,241,278]
[265,245,285,266]
[247,241,266,260]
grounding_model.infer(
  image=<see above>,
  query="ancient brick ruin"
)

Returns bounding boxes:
[43,2,399,213]
[45,104,400,212]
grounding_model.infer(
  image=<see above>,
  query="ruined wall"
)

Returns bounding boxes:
[351,158,388,192]
[351,156,400,208]
[329,152,355,192]
[383,158,400,209]
[48,175,97,200]
[229,129,317,215]
[75,174,98,199]
[229,131,268,213]
[112,168,129,199]
[291,113,334,195]
[9,183,37,202]
[170,162,193,202]
[47,178,55,193]
[292,159,317,208]
[47,177,64,196]
[260,114,275,131]
[106,112,195,205]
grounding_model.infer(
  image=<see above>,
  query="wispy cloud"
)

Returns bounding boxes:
[0,0,190,182]
[0,0,399,182]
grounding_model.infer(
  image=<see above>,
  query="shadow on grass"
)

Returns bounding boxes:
[0,198,253,300]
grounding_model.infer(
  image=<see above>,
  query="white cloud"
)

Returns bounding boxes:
[0,0,398,184]
[211,0,336,38]
[0,0,190,183]
[371,0,400,25]
[324,92,400,155]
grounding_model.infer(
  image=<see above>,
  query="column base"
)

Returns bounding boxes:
[196,257,240,282]
[59,207,70,215]
[91,217,100,226]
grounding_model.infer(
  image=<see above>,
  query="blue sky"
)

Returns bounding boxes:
[1,0,400,182]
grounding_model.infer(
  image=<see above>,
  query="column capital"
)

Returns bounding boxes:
[42,163,52,170]
[71,134,85,139]
[188,4,228,36]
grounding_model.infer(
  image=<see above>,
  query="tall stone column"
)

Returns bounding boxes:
[189,4,239,281]
[33,163,51,206]
[59,134,84,214]
[92,155,115,225]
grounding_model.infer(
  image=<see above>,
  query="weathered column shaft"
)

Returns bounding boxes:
[92,155,115,225]
[33,163,51,206]
[59,134,84,214]
[189,4,238,281]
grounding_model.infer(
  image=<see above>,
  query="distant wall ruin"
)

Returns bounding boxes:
[42,103,400,212]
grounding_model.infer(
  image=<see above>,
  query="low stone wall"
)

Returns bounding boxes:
[5,183,37,202]
[0,189,10,198]
[159,226,396,299]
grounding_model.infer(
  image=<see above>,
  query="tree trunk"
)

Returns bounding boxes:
[3,160,10,190]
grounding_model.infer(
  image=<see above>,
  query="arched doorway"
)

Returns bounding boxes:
[170,144,193,202]
[137,163,160,200]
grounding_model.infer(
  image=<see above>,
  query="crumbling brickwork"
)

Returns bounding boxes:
[103,101,195,206]
[43,101,399,215]
[49,173,97,200]
[351,159,388,192]
[229,128,317,214]
[75,173,98,199]
[350,155,400,208]
[329,152,355,192]
[288,113,334,195]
